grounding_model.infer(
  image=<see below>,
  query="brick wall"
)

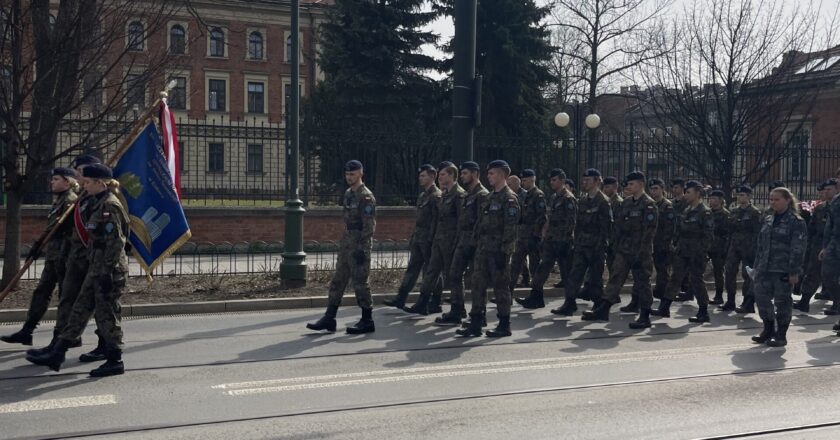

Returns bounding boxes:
[4,206,416,245]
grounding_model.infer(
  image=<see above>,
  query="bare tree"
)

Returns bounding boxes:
[0,0,199,288]
[546,23,587,107]
[634,0,837,196]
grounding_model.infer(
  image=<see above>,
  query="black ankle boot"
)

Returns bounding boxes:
[346,308,375,334]
[306,305,339,332]
[650,298,672,317]
[735,297,755,314]
[515,289,545,309]
[1,322,36,346]
[460,312,487,328]
[689,306,710,323]
[795,293,812,313]
[79,333,108,363]
[581,301,612,321]
[766,319,789,347]
[629,308,652,329]
[485,315,512,337]
[718,297,736,311]
[26,339,69,372]
[428,294,443,314]
[383,292,409,309]
[434,305,466,326]
[751,320,775,344]
[619,296,640,313]
[403,293,431,315]
[456,313,484,337]
[710,291,724,305]
[89,348,125,377]
[550,299,578,316]
[27,337,57,357]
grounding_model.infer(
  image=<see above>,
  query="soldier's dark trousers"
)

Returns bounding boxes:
[469,251,512,316]
[60,272,126,350]
[418,240,453,298]
[327,248,373,308]
[606,246,616,275]
[709,252,726,293]
[666,255,709,306]
[800,249,822,297]
[55,257,89,338]
[565,245,606,301]
[725,248,754,302]
[532,241,571,291]
[604,252,654,309]
[398,240,433,295]
[754,271,793,326]
[822,256,840,304]
[652,248,671,298]
[23,258,64,329]
[448,243,476,307]
[510,238,539,287]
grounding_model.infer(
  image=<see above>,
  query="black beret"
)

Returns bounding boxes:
[344,160,363,171]
[709,189,725,198]
[70,154,101,168]
[52,167,76,179]
[648,178,665,188]
[625,171,646,182]
[565,178,576,188]
[418,163,437,173]
[82,163,113,179]
[671,178,686,187]
[438,161,455,170]
[685,180,703,190]
[583,168,601,177]
[736,184,752,194]
[825,178,839,188]
[603,176,618,185]
[768,180,785,190]
[460,161,480,172]
[520,169,536,178]
[549,168,567,179]
[487,160,510,171]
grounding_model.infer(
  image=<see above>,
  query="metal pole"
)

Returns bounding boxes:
[280,0,307,285]
[452,0,477,163]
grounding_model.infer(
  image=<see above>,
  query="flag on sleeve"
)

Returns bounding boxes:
[159,99,181,198]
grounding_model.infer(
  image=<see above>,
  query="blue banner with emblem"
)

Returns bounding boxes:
[112,122,192,276]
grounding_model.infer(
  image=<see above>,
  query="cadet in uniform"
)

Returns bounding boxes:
[516,168,576,310]
[436,161,488,326]
[750,187,807,347]
[602,176,623,274]
[508,174,529,286]
[822,178,840,334]
[653,180,715,323]
[404,162,465,315]
[669,178,692,301]
[509,169,546,291]
[2,168,79,346]
[307,160,377,334]
[384,164,441,308]
[456,160,519,337]
[649,178,675,302]
[794,179,835,313]
[27,164,129,377]
[708,189,730,305]
[722,185,762,312]
[551,168,611,316]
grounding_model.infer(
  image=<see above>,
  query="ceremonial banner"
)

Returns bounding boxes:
[112,122,191,276]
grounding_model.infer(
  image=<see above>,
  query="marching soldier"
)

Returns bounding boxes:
[404,162,465,315]
[457,160,519,337]
[649,178,675,302]
[722,185,762,312]
[708,189,730,305]
[509,169,546,291]
[602,176,623,274]
[27,164,129,376]
[812,179,839,314]
[670,178,692,301]
[551,169,611,316]
[821,178,840,334]
[306,160,377,334]
[508,174,529,286]
[750,187,807,347]
[2,167,79,346]
[384,164,441,308]
[653,180,715,323]
[436,161,488,326]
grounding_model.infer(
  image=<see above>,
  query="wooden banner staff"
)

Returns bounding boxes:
[0,82,177,302]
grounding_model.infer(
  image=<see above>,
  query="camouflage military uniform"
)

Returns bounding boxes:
[724,203,762,304]
[752,209,807,326]
[531,189,576,292]
[396,185,442,296]
[509,186,546,289]
[822,194,840,306]
[800,202,829,298]
[564,190,611,301]
[664,203,715,306]
[606,193,623,273]
[448,182,489,308]
[327,185,377,308]
[417,184,465,302]
[56,195,95,340]
[652,198,675,298]
[603,194,657,309]
[709,206,731,297]
[468,187,519,317]
[672,196,690,294]
[59,191,129,352]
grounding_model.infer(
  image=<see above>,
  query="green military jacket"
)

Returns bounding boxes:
[709,207,731,255]
[754,209,807,274]
[475,186,520,254]
[822,194,840,259]
[807,202,829,253]
[674,203,714,257]
[433,183,466,245]
[672,197,687,220]
[728,203,762,253]
[341,184,376,250]
[545,188,577,242]
[85,191,129,277]
[457,182,489,247]
[42,189,79,261]
[614,193,658,255]
[574,190,611,248]
[653,197,675,253]
[412,184,442,244]
[517,186,547,239]
[608,193,623,246]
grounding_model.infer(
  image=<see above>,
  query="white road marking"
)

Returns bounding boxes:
[0,395,117,414]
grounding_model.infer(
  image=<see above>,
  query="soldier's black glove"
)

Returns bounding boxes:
[353,249,367,265]
[98,274,114,295]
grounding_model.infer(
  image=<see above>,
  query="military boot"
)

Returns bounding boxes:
[751,320,775,344]
[306,305,338,332]
[1,321,36,346]
[515,289,545,309]
[719,292,736,311]
[383,291,409,309]
[629,308,652,329]
[455,313,484,337]
[89,348,125,377]
[619,295,640,313]
[710,290,724,305]
[428,294,443,314]
[346,308,375,334]
[735,296,755,314]
[688,305,710,323]
[674,292,693,302]
[650,298,673,318]
[79,332,107,363]
[485,315,512,338]
[794,293,813,313]
[823,302,840,316]
[434,304,466,326]
[403,293,431,316]
[460,312,487,328]
[815,291,831,301]
[550,299,577,316]
[581,301,612,322]
[25,338,69,372]
[834,320,840,332]
[26,338,56,357]
[766,318,789,347]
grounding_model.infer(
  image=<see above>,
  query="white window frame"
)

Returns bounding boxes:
[165,69,191,111]
[243,73,269,115]
[167,21,189,55]
[284,31,304,64]
[246,28,267,61]
[207,25,228,58]
[205,70,230,113]
[781,125,812,182]
[123,67,148,109]
[126,19,147,52]
[281,77,306,124]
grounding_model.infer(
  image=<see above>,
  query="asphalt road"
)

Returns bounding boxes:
[1,297,840,440]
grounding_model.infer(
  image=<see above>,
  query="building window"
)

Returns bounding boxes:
[168,76,186,110]
[248,31,264,60]
[178,141,185,171]
[209,27,225,57]
[247,82,264,114]
[208,142,224,173]
[82,72,104,110]
[665,126,673,137]
[170,25,186,54]
[125,73,145,109]
[649,127,657,137]
[247,144,263,173]
[127,21,144,51]
[208,79,226,112]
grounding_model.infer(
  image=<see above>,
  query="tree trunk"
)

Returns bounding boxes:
[1,190,23,290]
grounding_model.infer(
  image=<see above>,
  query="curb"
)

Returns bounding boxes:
[0,281,740,323]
